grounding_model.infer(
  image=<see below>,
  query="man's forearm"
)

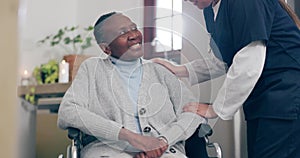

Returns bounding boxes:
[118,127,135,142]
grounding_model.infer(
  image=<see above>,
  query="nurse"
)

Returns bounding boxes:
[153,0,300,158]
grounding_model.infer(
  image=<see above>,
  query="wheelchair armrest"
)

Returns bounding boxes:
[67,127,97,147]
[198,124,222,158]
[68,127,81,140]
[198,124,213,138]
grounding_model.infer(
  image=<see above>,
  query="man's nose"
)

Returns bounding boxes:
[128,31,139,41]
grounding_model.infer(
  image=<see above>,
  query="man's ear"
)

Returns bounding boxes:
[99,43,111,55]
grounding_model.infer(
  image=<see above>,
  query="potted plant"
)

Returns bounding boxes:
[39,25,96,80]
[33,59,59,85]
[25,60,59,104]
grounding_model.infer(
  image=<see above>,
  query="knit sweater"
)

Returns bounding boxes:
[57,57,205,157]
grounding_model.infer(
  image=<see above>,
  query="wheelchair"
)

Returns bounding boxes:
[58,124,222,158]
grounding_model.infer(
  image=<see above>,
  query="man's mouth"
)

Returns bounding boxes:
[130,43,142,50]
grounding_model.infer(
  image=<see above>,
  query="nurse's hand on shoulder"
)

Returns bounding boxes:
[151,58,189,77]
[134,152,148,158]
[183,102,218,119]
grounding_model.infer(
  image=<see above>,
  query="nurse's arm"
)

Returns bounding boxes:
[151,49,227,85]
[151,58,189,77]
[212,41,266,120]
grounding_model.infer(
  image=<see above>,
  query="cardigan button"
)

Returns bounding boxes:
[143,126,151,133]
[139,108,146,115]
[169,148,176,153]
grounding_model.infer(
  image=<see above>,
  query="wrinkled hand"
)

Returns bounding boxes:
[119,128,168,157]
[131,136,168,158]
[183,102,218,119]
[133,138,168,158]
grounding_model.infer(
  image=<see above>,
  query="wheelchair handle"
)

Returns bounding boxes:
[68,127,80,140]
[198,124,213,138]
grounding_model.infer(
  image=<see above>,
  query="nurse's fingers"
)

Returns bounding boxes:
[183,102,218,119]
[134,152,147,158]
[183,102,201,114]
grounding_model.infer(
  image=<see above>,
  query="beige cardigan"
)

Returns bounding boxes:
[57,57,205,157]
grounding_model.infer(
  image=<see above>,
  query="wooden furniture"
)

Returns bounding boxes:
[18,83,72,158]
[18,82,71,112]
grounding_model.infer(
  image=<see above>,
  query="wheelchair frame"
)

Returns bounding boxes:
[59,124,222,158]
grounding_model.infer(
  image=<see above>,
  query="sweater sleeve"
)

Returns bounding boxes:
[57,61,123,141]
[157,67,207,146]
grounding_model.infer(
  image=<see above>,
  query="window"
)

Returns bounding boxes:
[155,0,182,52]
[144,0,182,63]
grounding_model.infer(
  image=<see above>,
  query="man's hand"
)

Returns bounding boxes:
[133,138,168,158]
[130,135,168,158]
[119,128,168,158]
[183,102,218,119]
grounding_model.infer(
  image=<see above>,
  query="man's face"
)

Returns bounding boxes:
[185,0,213,9]
[101,14,143,61]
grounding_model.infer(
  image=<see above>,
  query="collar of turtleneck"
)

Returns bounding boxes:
[109,56,142,70]
[108,55,143,84]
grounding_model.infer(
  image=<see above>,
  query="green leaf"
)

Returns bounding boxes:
[25,87,36,104]
[64,37,71,44]
[30,87,35,93]
[81,37,92,49]
[73,35,83,43]
[25,94,29,101]
[70,26,78,31]
[85,26,94,31]
[29,96,35,104]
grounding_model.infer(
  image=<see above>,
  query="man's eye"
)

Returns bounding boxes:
[120,31,126,35]
[131,27,137,31]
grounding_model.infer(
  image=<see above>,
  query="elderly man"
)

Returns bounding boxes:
[57,12,206,158]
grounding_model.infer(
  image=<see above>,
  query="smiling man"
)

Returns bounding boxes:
[96,12,143,61]
[57,12,206,158]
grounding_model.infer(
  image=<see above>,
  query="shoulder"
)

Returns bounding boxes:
[80,57,109,68]
[141,59,182,87]
[76,57,112,76]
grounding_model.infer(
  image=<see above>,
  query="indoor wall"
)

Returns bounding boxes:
[0,0,18,157]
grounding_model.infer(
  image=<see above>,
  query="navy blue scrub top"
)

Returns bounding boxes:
[204,0,300,120]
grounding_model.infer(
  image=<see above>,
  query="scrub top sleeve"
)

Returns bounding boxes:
[229,0,275,51]
[212,41,266,120]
